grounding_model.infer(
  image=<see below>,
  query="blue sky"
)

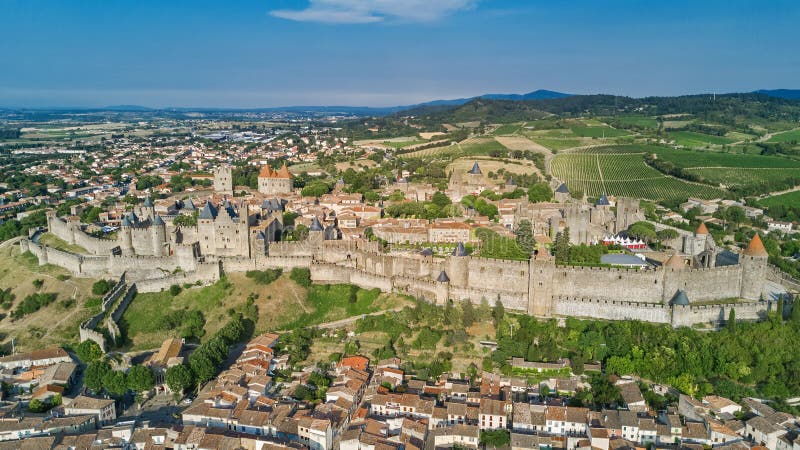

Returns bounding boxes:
[1,0,798,108]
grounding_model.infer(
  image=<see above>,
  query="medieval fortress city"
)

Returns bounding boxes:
[19,160,795,334]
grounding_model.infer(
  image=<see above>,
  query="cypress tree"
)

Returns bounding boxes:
[727,308,736,333]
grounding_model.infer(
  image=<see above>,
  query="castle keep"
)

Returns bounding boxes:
[20,163,795,329]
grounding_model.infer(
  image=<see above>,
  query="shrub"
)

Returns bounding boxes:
[91,279,114,296]
[11,293,57,319]
[169,285,182,296]
[289,267,312,287]
[245,269,283,285]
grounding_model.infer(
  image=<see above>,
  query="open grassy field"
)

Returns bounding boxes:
[668,131,736,148]
[550,152,726,201]
[0,244,100,352]
[38,232,89,254]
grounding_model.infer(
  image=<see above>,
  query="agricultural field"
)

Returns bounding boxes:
[491,123,524,135]
[527,137,585,151]
[667,130,736,148]
[446,157,540,179]
[682,167,800,190]
[550,152,726,201]
[559,144,800,197]
[493,136,552,155]
[767,128,800,144]
[401,137,508,159]
[758,190,800,210]
[570,126,631,138]
[607,115,659,129]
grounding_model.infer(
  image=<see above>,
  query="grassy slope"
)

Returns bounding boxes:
[120,272,409,351]
[0,245,100,352]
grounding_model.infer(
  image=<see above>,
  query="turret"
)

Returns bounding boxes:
[528,251,554,316]
[739,234,768,301]
[151,214,167,257]
[445,242,469,289]
[119,215,134,255]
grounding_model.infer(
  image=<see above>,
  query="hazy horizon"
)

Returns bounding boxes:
[2,0,799,108]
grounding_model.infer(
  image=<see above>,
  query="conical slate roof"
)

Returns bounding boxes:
[121,216,132,227]
[452,242,468,257]
[255,231,266,240]
[310,217,324,232]
[468,161,482,175]
[182,199,196,211]
[127,211,138,223]
[555,183,570,193]
[596,193,610,206]
[743,233,768,257]
[152,214,165,226]
[669,289,690,306]
[199,201,218,220]
[420,248,433,256]
[436,270,450,283]
[143,196,154,207]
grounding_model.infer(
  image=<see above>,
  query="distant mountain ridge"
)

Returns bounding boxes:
[754,89,800,100]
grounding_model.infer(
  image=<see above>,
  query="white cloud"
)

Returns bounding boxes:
[270,0,476,24]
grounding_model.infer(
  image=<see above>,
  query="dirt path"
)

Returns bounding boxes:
[756,185,800,200]
[314,306,405,330]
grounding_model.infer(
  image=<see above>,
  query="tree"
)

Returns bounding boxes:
[657,229,679,241]
[127,365,155,393]
[102,370,128,396]
[628,221,657,243]
[431,191,451,208]
[480,429,510,448]
[724,206,747,230]
[165,364,194,395]
[91,279,113,296]
[75,340,103,363]
[728,308,736,333]
[527,182,552,203]
[554,229,570,264]
[492,300,505,328]
[791,295,800,324]
[514,220,535,254]
[461,300,475,328]
[84,360,111,393]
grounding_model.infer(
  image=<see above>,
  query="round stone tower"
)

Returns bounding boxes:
[739,234,768,301]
